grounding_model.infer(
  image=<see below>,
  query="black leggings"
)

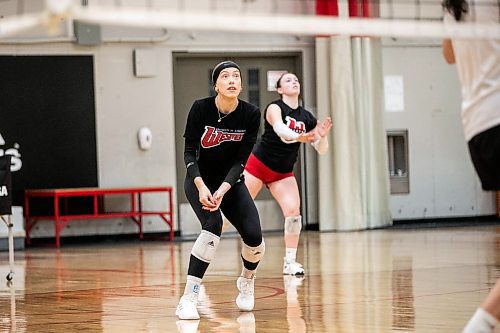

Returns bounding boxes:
[184,177,263,278]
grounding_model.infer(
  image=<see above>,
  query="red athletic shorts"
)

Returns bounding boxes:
[244,153,294,184]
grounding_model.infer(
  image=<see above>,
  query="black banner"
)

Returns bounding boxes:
[0,155,12,215]
[0,55,98,206]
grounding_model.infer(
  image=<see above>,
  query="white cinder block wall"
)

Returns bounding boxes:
[0,1,496,240]
[382,40,496,220]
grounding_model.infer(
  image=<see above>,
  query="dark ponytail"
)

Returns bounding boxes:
[442,0,469,21]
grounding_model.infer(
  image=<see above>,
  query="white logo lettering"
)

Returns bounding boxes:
[0,132,22,172]
[0,186,7,197]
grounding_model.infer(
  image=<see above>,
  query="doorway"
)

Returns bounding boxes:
[173,53,304,236]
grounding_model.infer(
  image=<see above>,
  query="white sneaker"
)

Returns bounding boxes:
[176,295,200,320]
[283,258,305,275]
[236,276,255,311]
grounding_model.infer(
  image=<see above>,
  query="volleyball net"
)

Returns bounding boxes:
[80,0,500,39]
[0,0,498,40]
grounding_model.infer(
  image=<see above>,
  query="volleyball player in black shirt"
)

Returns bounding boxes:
[244,73,332,276]
[176,61,265,320]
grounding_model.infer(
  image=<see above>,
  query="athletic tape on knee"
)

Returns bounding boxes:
[284,216,302,235]
[191,230,220,263]
[241,240,265,263]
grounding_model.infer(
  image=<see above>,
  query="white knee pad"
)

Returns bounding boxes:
[241,240,265,263]
[284,216,302,235]
[191,230,220,263]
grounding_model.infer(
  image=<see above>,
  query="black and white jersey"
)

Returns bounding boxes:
[183,96,261,187]
[253,99,317,173]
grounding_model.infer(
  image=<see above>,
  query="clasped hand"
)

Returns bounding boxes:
[198,182,231,212]
[297,131,316,143]
[296,117,332,143]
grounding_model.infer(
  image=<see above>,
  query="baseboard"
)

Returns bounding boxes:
[391,215,500,229]
[304,215,499,232]
[26,230,182,247]
[0,237,25,251]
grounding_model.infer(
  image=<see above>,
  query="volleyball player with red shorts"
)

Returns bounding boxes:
[244,72,332,276]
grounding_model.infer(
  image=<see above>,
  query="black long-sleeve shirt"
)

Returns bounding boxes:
[183,96,261,188]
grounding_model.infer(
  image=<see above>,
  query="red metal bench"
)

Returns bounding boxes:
[24,187,174,247]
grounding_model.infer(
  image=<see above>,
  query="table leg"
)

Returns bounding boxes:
[169,189,174,241]
[138,193,143,240]
[24,195,31,245]
[54,194,60,247]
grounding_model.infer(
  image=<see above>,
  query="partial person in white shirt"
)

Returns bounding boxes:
[442,0,500,332]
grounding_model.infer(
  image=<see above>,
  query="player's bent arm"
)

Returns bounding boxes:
[214,182,231,201]
[311,136,328,155]
[224,141,254,186]
[193,176,206,191]
[442,39,455,64]
[184,139,201,179]
[274,122,300,142]
[266,104,299,142]
[311,117,332,154]
[194,176,217,209]
[224,109,260,186]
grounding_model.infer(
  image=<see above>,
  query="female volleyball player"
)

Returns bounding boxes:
[176,61,265,320]
[442,0,500,331]
[243,72,332,276]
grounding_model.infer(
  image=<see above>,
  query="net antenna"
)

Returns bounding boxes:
[0,0,498,40]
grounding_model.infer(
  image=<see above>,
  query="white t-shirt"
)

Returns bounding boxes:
[444,2,500,141]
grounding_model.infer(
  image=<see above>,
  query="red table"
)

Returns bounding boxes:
[24,187,174,247]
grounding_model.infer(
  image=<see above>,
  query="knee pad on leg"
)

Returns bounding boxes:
[284,216,302,235]
[241,240,265,263]
[191,230,220,263]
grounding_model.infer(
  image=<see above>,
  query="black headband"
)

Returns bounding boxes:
[211,61,241,85]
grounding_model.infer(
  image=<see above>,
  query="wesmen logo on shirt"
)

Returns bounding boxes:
[285,116,306,133]
[201,126,245,148]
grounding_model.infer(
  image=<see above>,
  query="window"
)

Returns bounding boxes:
[247,68,260,108]
[387,130,409,194]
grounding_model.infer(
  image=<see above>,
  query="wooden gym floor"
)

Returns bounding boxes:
[0,224,499,332]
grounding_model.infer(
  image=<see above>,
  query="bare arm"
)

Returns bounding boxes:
[442,39,456,64]
[311,117,332,155]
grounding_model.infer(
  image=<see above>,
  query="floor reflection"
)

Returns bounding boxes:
[237,312,255,333]
[176,319,200,333]
[195,284,257,333]
[392,257,415,331]
[0,256,26,333]
[284,275,306,333]
[1,226,499,332]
